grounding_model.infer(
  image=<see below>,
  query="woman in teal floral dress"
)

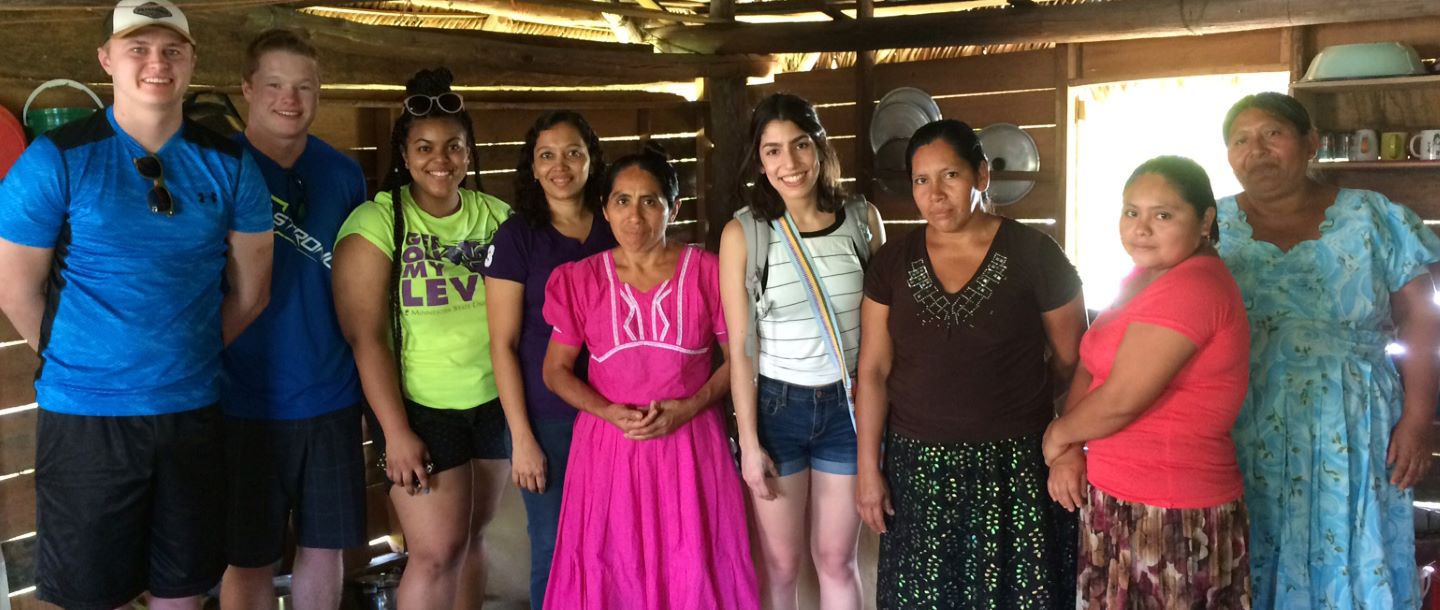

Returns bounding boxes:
[1218,92,1440,609]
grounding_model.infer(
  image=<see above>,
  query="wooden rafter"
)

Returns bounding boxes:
[655,0,1440,54]
[725,0,1010,17]
[0,5,772,89]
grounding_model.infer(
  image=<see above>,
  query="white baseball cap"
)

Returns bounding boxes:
[110,0,194,45]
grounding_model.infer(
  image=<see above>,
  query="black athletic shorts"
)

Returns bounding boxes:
[223,403,367,567]
[35,405,226,610]
[368,398,507,478]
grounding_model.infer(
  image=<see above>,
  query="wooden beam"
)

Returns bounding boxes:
[0,7,772,89]
[702,77,748,249]
[725,0,1007,17]
[712,0,737,21]
[375,0,615,30]
[655,0,1440,54]
[853,0,875,199]
[702,0,744,249]
[359,0,719,25]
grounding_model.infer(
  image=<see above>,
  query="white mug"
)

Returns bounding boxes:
[1353,129,1379,161]
[1410,129,1440,160]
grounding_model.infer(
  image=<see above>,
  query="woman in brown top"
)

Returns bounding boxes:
[854,119,1087,608]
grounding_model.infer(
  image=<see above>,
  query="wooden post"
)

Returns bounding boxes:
[700,0,747,249]
[702,77,749,250]
[1054,44,1074,247]
[1285,26,1312,84]
[853,0,876,202]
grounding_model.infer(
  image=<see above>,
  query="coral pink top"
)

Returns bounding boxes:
[1082,256,1250,509]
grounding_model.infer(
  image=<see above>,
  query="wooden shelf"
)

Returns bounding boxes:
[1310,160,1440,171]
[1291,73,1440,94]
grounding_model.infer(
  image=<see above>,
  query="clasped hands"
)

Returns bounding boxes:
[600,398,700,440]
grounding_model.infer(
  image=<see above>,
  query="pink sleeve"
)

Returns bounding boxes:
[703,250,728,340]
[543,261,586,347]
[1125,261,1229,348]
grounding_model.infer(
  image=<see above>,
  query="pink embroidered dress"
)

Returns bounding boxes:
[541,245,759,610]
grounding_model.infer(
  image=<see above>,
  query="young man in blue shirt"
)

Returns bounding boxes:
[0,1,273,608]
[218,29,369,610]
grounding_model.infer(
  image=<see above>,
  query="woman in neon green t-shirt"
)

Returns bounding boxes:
[334,68,511,608]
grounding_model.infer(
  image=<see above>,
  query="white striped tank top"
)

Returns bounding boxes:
[756,212,864,386]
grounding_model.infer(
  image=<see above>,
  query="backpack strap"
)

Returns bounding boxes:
[842,195,873,266]
[734,206,771,370]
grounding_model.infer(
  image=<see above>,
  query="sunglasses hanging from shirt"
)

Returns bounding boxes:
[133,155,174,216]
[402,92,465,116]
[284,170,308,225]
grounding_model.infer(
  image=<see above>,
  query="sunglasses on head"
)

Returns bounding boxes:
[133,155,174,216]
[403,92,464,116]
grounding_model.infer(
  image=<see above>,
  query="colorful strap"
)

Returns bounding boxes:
[775,212,856,429]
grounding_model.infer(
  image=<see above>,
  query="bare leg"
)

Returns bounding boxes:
[291,546,344,610]
[749,471,811,610]
[220,564,278,610]
[391,465,475,610]
[809,471,862,610]
[452,458,510,610]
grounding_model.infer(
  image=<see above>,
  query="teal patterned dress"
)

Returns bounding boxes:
[1217,188,1440,609]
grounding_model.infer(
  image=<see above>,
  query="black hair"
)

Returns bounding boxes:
[605,142,679,209]
[735,93,846,222]
[1222,92,1313,143]
[382,67,482,395]
[1124,155,1220,245]
[512,110,607,227]
[905,119,989,207]
[905,119,987,177]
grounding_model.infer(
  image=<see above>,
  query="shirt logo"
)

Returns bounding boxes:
[272,195,333,268]
[400,232,489,308]
[484,244,495,268]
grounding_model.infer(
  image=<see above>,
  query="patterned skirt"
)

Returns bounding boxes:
[878,432,1077,610]
[1077,485,1251,610]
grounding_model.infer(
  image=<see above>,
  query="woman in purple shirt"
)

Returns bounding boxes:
[481,110,616,610]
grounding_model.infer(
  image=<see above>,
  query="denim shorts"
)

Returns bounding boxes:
[755,375,858,476]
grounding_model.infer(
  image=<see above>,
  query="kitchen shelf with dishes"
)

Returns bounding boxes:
[1309,160,1440,172]
[1291,73,1440,95]
[1292,72,1440,171]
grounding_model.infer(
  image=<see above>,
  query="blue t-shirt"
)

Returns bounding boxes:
[481,213,616,421]
[220,135,366,420]
[0,108,271,416]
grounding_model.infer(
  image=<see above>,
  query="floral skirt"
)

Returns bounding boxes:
[1078,485,1251,610]
[878,433,1076,610]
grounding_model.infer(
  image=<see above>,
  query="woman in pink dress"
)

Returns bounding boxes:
[540,145,760,610]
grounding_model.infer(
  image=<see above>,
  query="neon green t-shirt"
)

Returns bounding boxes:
[338,186,511,409]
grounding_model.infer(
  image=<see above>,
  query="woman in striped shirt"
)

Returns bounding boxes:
[719,92,884,610]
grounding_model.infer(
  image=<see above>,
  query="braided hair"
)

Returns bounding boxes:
[381,67,483,397]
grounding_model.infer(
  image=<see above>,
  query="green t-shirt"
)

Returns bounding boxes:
[338,186,511,409]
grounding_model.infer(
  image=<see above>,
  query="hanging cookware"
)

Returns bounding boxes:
[870,87,943,194]
[977,123,1039,206]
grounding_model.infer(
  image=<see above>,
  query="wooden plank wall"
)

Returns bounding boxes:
[5,14,1440,608]
[0,88,701,608]
[752,49,1068,246]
